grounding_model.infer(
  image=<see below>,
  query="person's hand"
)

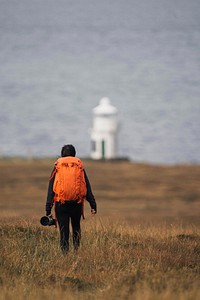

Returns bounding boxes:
[91,209,96,216]
[46,211,51,216]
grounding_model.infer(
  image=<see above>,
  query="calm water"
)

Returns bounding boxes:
[0,0,200,164]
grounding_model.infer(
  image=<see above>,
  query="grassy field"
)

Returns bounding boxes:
[0,158,200,299]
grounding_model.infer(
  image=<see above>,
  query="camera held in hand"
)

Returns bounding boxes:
[40,215,56,226]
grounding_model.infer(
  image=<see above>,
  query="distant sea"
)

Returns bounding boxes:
[0,0,200,164]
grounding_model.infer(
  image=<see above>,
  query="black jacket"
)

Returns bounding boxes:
[45,167,97,214]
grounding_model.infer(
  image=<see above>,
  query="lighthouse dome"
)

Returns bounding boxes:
[93,97,118,115]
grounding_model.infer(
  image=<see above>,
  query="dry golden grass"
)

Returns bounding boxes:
[1,158,200,222]
[1,219,200,300]
[0,158,200,299]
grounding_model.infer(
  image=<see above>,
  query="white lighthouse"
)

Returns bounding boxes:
[90,97,119,160]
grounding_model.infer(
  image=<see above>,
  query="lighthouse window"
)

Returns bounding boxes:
[91,140,96,152]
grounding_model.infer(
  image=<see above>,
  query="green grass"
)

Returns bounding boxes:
[0,219,200,300]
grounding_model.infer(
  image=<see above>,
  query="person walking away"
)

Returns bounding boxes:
[45,144,97,253]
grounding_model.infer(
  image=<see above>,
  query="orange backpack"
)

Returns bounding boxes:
[53,157,87,203]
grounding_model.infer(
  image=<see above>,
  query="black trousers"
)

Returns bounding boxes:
[55,201,82,252]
